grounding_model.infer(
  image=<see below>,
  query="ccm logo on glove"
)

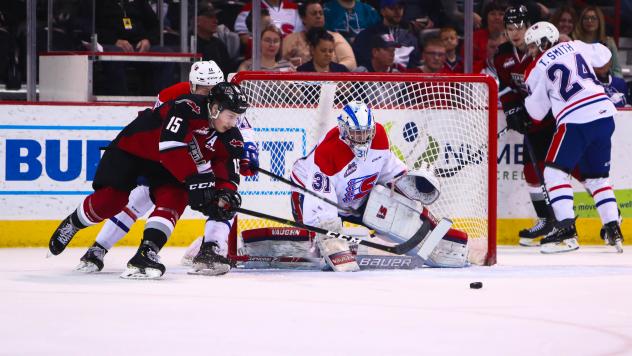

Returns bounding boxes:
[188,182,215,189]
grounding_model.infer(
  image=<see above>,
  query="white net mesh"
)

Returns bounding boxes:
[232,73,496,265]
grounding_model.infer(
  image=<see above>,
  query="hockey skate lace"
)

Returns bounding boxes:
[87,246,106,260]
[57,223,78,245]
[527,218,547,233]
[146,249,161,264]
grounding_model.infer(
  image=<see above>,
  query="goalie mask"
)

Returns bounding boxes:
[189,60,224,92]
[337,101,376,160]
[524,21,559,55]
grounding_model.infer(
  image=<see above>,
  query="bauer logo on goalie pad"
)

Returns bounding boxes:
[377,205,388,219]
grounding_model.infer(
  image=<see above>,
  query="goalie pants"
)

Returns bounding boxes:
[81,146,188,248]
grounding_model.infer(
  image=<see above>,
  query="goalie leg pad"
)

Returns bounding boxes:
[425,228,469,268]
[316,218,359,272]
[316,237,359,272]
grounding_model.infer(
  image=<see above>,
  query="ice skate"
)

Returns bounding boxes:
[188,241,233,276]
[48,215,80,256]
[540,219,579,254]
[518,218,553,246]
[120,242,165,279]
[75,243,108,273]
[601,221,624,253]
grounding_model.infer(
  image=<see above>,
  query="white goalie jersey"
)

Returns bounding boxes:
[290,123,407,226]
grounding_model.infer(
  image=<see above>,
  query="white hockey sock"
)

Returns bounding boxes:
[95,208,137,250]
[203,217,234,256]
[584,178,619,224]
[544,167,574,221]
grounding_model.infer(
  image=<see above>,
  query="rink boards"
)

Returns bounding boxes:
[0,103,630,247]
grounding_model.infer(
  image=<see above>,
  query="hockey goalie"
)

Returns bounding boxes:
[214,101,470,271]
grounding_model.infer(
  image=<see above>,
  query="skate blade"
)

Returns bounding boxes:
[181,256,194,267]
[120,266,163,280]
[75,261,101,273]
[540,239,580,254]
[46,250,54,258]
[615,239,624,253]
[519,238,540,247]
[187,263,230,276]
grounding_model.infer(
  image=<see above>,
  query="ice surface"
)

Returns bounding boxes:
[2,247,632,356]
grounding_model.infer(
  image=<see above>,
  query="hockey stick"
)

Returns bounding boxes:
[497,127,509,139]
[256,167,359,215]
[523,135,556,218]
[235,207,452,255]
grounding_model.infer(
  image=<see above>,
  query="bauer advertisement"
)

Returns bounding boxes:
[0,103,630,246]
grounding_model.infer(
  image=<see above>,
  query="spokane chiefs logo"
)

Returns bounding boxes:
[343,173,378,203]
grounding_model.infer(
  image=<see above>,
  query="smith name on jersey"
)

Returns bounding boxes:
[291,123,407,226]
[525,40,617,125]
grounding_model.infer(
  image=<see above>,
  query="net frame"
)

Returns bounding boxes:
[229,72,498,266]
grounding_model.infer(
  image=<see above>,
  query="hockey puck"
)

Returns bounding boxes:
[470,282,483,289]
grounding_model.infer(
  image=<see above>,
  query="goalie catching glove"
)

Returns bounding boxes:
[504,103,532,134]
[393,162,441,205]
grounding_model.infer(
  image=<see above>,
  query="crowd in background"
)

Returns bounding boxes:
[0,0,628,102]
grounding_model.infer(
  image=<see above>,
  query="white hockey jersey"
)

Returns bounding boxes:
[234,0,303,35]
[290,123,407,226]
[524,40,617,125]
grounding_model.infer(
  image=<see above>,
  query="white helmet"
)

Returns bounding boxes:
[524,21,559,53]
[337,101,376,160]
[189,60,224,91]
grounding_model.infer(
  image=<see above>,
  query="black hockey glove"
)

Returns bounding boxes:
[185,172,216,212]
[504,104,532,134]
[206,188,242,221]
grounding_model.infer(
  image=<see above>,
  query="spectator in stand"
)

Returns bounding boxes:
[297,27,349,72]
[355,33,408,72]
[352,0,421,69]
[441,0,483,32]
[419,37,447,73]
[470,0,507,73]
[573,6,622,78]
[440,27,463,73]
[283,0,356,70]
[550,5,577,42]
[196,4,233,75]
[94,0,174,95]
[234,0,303,46]
[243,9,274,60]
[238,24,295,72]
[594,61,628,108]
[323,0,381,44]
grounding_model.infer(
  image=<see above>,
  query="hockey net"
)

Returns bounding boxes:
[229,72,497,266]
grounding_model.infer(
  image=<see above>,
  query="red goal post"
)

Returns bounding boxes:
[229,72,498,266]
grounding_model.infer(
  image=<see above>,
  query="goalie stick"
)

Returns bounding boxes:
[235,207,452,255]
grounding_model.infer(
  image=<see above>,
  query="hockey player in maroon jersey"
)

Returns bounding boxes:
[494,6,557,246]
[48,82,249,279]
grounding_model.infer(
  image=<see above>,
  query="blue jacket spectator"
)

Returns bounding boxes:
[324,0,380,44]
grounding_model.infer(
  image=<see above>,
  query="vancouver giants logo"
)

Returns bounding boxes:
[185,100,201,114]
[343,173,378,203]
[229,139,244,148]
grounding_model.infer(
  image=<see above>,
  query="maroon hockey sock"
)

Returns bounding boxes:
[81,187,129,223]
